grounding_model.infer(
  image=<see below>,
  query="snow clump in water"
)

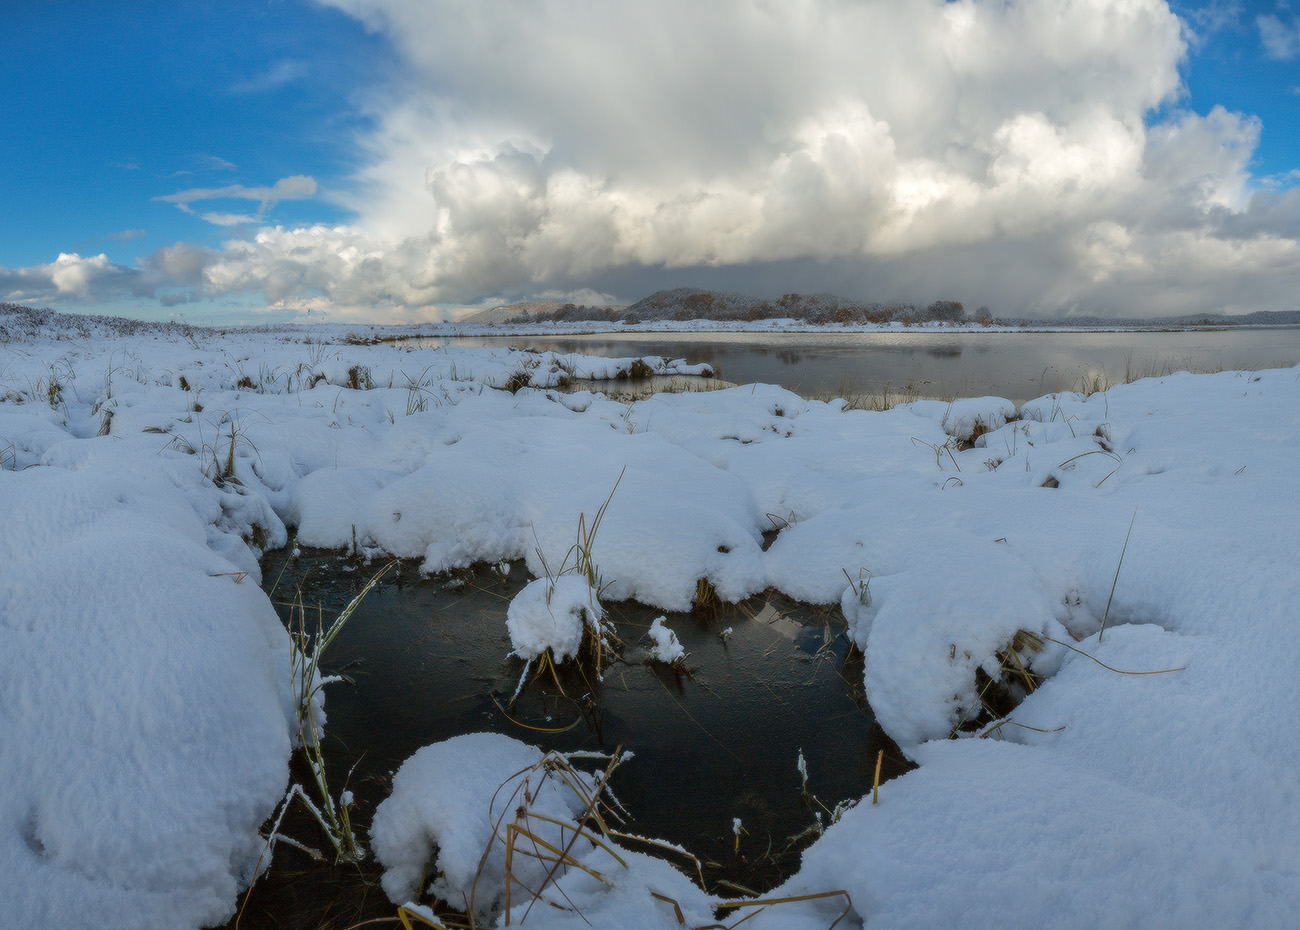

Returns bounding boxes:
[506,575,605,663]
[646,616,686,664]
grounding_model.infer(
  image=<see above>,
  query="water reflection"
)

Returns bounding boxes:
[407,328,1300,403]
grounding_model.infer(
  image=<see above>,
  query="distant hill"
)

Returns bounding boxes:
[505,288,1300,328]
[456,301,566,324]
[463,288,971,326]
[618,288,969,325]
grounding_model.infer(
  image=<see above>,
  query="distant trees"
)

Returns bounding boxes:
[923,300,965,323]
[522,290,986,327]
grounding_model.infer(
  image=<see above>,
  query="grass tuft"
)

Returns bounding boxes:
[1098,511,1136,643]
[283,562,396,863]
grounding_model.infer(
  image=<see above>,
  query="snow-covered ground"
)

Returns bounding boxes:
[2,313,1298,928]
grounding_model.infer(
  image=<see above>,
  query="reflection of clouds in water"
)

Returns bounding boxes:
[436,330,1300,403]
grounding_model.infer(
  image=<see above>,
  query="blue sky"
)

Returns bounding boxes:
[2,0,1299,322]
[1169,0,1300,182]
[1,1,382,316]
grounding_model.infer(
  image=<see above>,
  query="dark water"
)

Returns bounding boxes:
[233,551,908,926]
[416,328,1300,403]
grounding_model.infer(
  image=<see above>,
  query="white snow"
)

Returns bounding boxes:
[0,468,295,929]
[368,735,718,928]
[369,734,588,921]
[3,311,1300,928]
[645,616,686,664]
[506,575,604,664]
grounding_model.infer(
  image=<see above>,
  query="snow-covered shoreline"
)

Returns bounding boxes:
[424,317,1299,336]
[3,317,1299,928]
[289,317,1294,339]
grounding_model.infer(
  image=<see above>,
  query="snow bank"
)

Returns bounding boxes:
[747,738,1291,930]
[0,468,295,929]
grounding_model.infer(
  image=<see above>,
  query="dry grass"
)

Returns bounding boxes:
[393,747,854,930]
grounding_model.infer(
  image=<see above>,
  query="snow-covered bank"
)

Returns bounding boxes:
[2,319,1299,928]
[330,316,1278,339]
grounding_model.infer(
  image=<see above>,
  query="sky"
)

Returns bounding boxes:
[2,0,1299,324]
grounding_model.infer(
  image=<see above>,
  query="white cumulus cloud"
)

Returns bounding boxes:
[0,253,152,304]
[280,0,1295,316]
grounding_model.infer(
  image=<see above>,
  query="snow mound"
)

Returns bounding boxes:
[369,735,594,921]
[506,575,604,663]
[0,469,295,929]
[371,734,716,930]
[526,453,765,612]
[748,739,1290,930]
[911,395,1018,443]
[844,530,1067,752]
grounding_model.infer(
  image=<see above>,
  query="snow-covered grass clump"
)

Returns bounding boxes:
[3,314,1300,928]
[646,616,686,664]
[369,734,714,928]
[370,734,589,919]
[507,575,607,665]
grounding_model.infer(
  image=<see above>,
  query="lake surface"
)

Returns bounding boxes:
[419,328,1300,403]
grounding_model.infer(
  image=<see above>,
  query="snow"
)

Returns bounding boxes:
[0,468,295,929]
[506,575,604,664]
[370,733,715,928]
[911,394,1019,443]
[369,734,593,921]
[3,313,1300,928]
[645,616,685,664]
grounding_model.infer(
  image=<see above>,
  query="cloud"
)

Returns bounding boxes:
[197,212,261,227]
[197,154,237,171]
[228,60,309,94]
[71,228,149,252]
[155,175,319,223]
[1176,0,1243,48]
[1258,12,1300,58]
[291,0,1296,316]
[0,253,144,303]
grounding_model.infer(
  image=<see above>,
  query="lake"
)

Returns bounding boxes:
[415,327,1300,403]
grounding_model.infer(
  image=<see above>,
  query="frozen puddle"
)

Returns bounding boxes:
[236,549,910,925]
